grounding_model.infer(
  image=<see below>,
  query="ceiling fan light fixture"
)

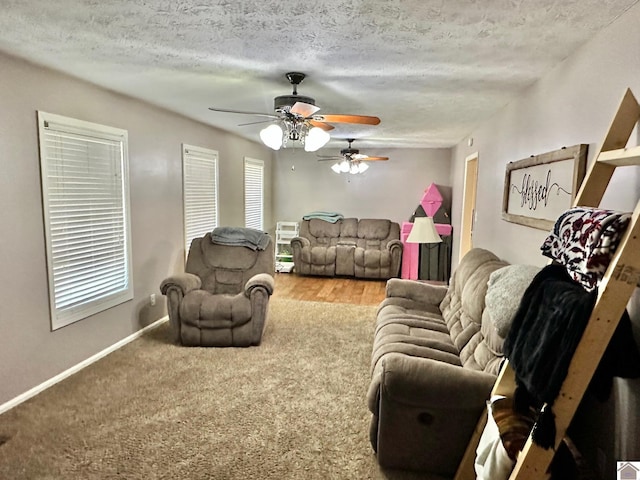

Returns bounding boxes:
[260,124,283,150]
[318,139,387,175]
[304,126,331,152]
[210,73,381,152]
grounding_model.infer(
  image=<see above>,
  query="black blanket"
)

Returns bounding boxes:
[504,264,597,407]
[504,264,640,448]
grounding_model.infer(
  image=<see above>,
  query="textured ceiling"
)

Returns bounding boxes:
[1,0,638,149]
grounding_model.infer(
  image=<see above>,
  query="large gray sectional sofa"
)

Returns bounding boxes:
[290,217,403,279]
[367,247,540,476]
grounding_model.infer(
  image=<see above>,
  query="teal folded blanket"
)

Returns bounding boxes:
[210,227,270,251]
[302,211,344,223]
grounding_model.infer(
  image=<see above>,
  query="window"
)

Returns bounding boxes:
[244,157,264,230]
[38,112,133,330]
[182,144,219,257]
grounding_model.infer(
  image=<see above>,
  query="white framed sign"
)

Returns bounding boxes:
[502,144,588,230]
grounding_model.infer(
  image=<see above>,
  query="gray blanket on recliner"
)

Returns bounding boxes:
[210,227,270,251]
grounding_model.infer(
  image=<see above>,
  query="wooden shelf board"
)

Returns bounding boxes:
[598,145,640,166]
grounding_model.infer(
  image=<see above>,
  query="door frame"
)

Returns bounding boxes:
[459,152,479,259]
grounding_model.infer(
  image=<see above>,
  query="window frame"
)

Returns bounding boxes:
[244,157,264,230]
[182,144,219,260]
[37,111,133,330]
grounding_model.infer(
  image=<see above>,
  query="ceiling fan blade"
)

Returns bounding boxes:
[208,107,279,119]
[362,156,389,161]
[237,119,275,126]
[312,114,381,125]
[317,158,343,162]
[291,101,321,117]
[308,120,335,131]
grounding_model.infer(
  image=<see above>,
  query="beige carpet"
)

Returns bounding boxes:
[0,299,447,480]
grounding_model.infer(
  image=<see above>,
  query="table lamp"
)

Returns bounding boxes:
[407,216,443,244]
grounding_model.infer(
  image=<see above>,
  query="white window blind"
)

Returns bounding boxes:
[244,157,264,230]
[182,144,219,256]
[38,111,133,330]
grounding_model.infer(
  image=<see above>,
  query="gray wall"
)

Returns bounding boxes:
[0,51,274,406]
[0,49,452,409]
[273,147,452,226]
[450,10,640,268]
[449,3,640,476]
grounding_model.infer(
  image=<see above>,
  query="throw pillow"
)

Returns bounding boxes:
[485,264,541,337]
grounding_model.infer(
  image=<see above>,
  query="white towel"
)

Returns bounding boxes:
[475,396,515,480]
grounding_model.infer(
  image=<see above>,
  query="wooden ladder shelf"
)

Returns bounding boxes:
[455,88,640,480]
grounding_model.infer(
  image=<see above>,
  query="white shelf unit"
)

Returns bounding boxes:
[275,221,299,273]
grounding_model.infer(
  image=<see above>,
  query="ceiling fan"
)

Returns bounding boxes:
[208,72,381,151]
[317,139,389,174]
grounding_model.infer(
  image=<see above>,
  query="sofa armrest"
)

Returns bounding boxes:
[290,236,310,250]
[160,273,201,296]
[368,352,496,412]
[368,353,497,473]
[159,273,201,344]
[244,273,275,296]
[385,278,448,305]
[386,238,403,253]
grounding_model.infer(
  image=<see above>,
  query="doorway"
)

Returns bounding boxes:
[459,153,478,258]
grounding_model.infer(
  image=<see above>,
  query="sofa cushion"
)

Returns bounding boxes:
[460,263,541,374]
[372,322,462,369]
[439,249,508,371]
[459,329,504,375]
[375,303,448,335]
[358,218,391,239]
[308,246,337,266]
[194,233,260,270]
[441,258,505,339]
[355,248,392,268]
[180,290,252,327]
[340,217,359,237]
[308,218,341,239]
[480,310,504,358]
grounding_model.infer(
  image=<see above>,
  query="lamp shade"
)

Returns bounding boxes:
[331,162,342,173]
[304,126,331,152]
[406,216,442,244]
[260,124,283,150]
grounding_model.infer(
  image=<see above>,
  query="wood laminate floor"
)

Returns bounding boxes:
[272,273,387,306]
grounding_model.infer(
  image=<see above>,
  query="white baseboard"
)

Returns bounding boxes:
[0,316,168,416]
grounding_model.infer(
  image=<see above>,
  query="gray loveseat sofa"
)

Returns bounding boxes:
[367,248,540,476]
[290,217,403,279]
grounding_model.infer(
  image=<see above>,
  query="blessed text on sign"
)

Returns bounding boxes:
[507,160,575,220]
[502,145,588,230]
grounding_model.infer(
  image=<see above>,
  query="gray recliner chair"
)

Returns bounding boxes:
[160,231,275,347]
